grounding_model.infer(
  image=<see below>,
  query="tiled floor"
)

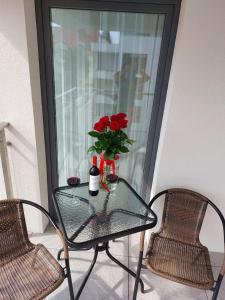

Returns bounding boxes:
[29,228,225,300]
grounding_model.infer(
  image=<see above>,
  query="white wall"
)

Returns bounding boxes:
[152,0,225,252]
[0,0,48,233]
[1,0,224,250]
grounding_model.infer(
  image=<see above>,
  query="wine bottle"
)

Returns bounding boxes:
[89,156,100,196]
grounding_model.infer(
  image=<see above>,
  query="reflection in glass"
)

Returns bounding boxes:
[51,9,165,193]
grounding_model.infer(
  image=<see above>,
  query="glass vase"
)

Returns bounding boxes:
[99,153,120,192]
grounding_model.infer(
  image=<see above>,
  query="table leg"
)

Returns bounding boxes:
[105,245,145,293]
[132,250,144,300]
[74,247,98,300]
[63,242,144,299]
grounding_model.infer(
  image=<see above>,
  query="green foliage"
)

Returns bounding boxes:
[87,146,96,153]
[88,131,102,138]
[127,139,135,145]
[119,146,129,153]
[88,127,135,158]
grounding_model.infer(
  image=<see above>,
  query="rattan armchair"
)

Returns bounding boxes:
[133,188,225,300]
[0,199,75,300]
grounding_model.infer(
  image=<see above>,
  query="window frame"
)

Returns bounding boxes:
[35,0,181,217]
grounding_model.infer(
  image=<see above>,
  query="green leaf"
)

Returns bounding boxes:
[110,146,118,153]
[88,131,101,138]
[95,140,108,149]
[98,134,105,140]
[95,141,102,148]
[111,136,121,145]
[116,130,127,139]
[95,148,102,154]
[87,146,96,153]
[121,132,128,139]
[127,139,135,145]
[119,146,129,153]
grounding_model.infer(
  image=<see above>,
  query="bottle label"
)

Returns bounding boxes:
[89,175,100,191]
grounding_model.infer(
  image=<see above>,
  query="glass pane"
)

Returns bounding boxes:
[51,8,165,193]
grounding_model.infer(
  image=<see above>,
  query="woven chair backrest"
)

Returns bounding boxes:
[160,189,208,245]
[0,200,33,266]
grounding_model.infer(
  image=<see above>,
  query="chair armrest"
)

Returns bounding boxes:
[148,190,168,209]
[20,199,69,260]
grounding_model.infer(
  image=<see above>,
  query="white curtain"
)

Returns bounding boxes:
[51,9,164,193]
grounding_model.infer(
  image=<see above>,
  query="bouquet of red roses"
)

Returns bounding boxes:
[88,113,135,160]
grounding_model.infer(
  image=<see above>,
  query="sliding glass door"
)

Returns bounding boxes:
[51,8,164,193]
[36,0,180,214]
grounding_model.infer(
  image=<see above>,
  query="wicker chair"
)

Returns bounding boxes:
[133,188,225,300]
[0,199,75,300]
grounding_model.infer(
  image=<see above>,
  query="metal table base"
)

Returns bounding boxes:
[58,242,145,300]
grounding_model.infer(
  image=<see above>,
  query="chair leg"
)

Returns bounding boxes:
[65,258,75,300]
[212,274,223,300]
[212,274,224,300]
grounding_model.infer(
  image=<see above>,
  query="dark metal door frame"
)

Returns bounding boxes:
[35,0,181,217]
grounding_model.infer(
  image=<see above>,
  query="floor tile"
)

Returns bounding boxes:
[128,257,208,300]
[107,237,129,257]
[30,227,223,300]
[29,230,62,249]
[46,250,129,300]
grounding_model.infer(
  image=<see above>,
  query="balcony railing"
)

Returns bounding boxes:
[0,122,13,198]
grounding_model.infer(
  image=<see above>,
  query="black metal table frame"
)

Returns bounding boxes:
[53,178,157,300]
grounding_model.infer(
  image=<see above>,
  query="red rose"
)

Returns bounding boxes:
[119,119,128,128]
[99,116,110,127]
[116,113,127,119]
[111,113,127,122]
[94,121,105,132]
[110,113,128,130]
[109,120,121,131]
[111,114,119,122]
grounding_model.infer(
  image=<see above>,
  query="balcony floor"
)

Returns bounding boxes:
[29,227,225,300]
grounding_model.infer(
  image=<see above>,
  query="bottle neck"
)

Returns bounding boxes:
[92,155,97,167]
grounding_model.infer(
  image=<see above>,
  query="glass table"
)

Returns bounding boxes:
[53,178,157,300]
